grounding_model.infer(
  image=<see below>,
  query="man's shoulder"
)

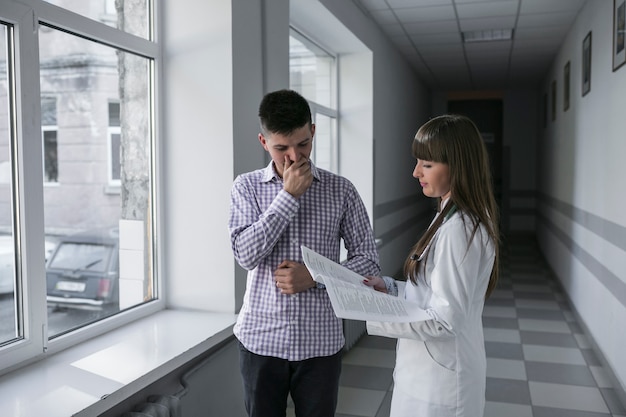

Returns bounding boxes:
[315,167,352,187]
[235,167,268,183]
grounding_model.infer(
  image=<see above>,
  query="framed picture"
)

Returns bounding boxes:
[563,61,570,111]
[551,80,556,121]
[582,31,592,96]
[614,0,626,71]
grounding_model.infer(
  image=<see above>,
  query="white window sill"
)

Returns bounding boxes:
[0,309,237,417]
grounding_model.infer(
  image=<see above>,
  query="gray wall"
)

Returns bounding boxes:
[98,338,246,417]
[537,0,626,398]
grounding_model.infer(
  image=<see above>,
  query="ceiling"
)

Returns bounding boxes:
[352,0,588,91]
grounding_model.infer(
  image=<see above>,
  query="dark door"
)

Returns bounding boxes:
[447,100,504,229]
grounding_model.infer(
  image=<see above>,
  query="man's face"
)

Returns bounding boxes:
[259,124,315,178]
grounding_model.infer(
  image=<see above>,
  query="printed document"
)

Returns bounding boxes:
[301,246,430,323]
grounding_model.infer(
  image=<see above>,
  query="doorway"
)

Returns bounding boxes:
[447,99,505,230]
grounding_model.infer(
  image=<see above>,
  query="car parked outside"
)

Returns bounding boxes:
[0,236,14,296]
[46,227,119,311]
[0,235,57,296]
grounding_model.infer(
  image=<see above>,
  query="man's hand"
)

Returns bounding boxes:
[274,260,316,294]
[282,156,313,198]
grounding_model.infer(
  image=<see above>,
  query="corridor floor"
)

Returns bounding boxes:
[331,234,626,417]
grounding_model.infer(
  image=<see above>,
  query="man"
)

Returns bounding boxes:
[229,89,380,417]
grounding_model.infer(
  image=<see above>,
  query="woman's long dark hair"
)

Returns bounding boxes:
[403,114,500,298]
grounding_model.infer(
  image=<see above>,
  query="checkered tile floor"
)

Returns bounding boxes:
[330,234,626,417]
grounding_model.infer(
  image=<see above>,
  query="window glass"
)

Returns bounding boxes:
[310,113,336,172]
[289,31,335,109]
[289,29,338,173]
[40,25,155,338]
[0,23,18,347]
[42,97,58,183]
[49,242,112,273]
[43,0,151,40]
[108,102,121,184]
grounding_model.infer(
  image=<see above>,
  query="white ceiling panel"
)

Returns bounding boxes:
[459,15,518,31]
[421,57,468,68]
[519,0,586,14]
[403,19,460,35]
[409,32,463,46]
[352,0,585,90]
[517,11,578,28]
[514,26,569,40]
[464,41,512,54]
[455,0,515,3]
[394,5,456,23]
[513,38,561,51]
[455,1,519,19]
[387,0,453,7]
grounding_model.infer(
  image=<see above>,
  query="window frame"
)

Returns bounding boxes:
[0,0,165,374]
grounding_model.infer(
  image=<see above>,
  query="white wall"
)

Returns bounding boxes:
[163,0,236,312]
[319,0,432,276]
[538,0,626,395]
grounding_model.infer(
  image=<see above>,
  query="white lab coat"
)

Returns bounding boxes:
[367,208,495,417]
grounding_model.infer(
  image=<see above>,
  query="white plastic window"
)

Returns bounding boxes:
[0,0,160,371]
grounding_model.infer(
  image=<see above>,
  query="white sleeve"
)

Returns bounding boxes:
[367,223,489,341]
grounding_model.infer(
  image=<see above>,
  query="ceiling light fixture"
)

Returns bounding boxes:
[462,29,513,43]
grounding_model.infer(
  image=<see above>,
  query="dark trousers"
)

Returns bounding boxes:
[238,342,342,417]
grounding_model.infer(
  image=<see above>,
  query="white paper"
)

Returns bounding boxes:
[301,246,430,323]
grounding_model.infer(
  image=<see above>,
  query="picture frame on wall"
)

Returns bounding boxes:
[614,0,626,71]
[582,31,592,96]
[563,61,570,111]
[551,80,556,121]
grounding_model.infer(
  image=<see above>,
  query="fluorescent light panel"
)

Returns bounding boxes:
[463,29,513,43]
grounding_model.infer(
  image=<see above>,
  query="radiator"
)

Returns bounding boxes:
[121,394,181,417]
[343,319,366,351]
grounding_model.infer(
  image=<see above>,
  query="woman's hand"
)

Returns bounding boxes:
[363,276,388,293]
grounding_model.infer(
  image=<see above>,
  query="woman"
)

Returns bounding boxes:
[364,114,499,417]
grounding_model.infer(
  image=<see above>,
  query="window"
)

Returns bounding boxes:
[43,0,151,40]
[108,101,121,185]
[289,28,338,173]
[0,0,161,370]
[40,23,155,337]
[0,21,18,349]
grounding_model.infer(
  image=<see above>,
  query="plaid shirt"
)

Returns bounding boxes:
[229,161,380,361]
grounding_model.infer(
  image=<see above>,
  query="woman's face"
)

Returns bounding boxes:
[413,159,451,200]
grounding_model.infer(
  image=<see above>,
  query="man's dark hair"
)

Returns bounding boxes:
[258,89,312,135]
